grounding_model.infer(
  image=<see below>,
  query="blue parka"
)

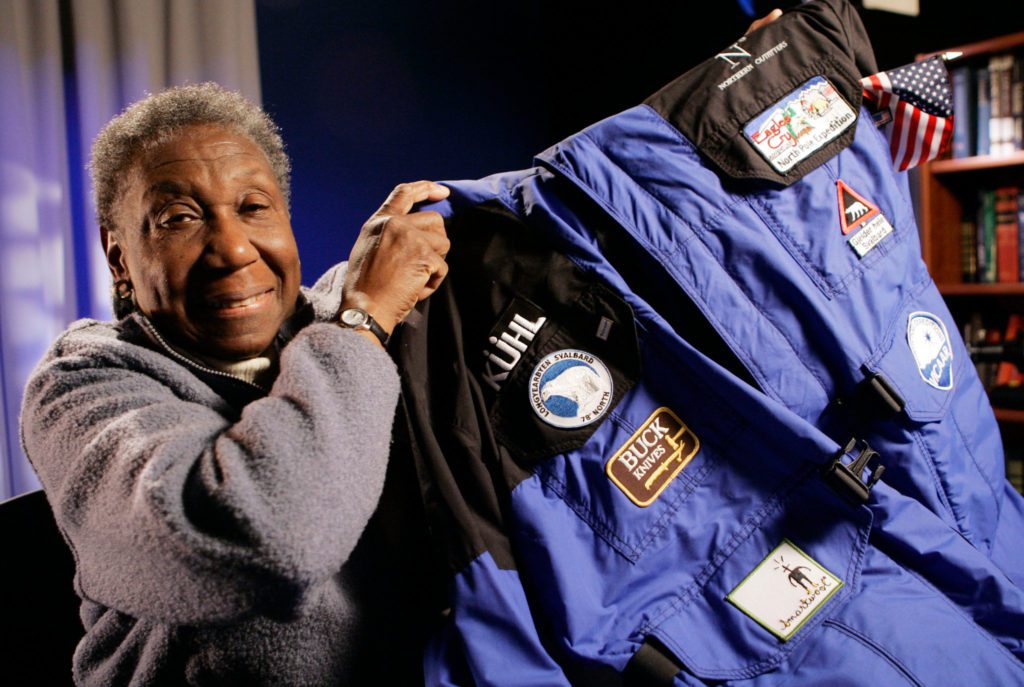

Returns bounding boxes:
[393,1,1024,684]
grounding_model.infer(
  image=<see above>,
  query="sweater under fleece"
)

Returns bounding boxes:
[20,264,433,685]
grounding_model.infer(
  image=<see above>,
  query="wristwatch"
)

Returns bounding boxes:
[339,307,390,346]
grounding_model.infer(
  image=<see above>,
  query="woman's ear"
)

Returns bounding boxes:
[101,226,130,282]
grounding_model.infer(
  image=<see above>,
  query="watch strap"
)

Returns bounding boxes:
[340,308,390,346]
[363,314,390,346]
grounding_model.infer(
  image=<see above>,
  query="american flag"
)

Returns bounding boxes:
[861,55,954,171]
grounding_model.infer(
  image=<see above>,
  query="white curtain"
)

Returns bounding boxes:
[0,0,262,499]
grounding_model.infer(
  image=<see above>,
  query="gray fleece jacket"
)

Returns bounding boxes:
[20,264,432,686]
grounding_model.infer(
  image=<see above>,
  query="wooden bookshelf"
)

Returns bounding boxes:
[938,283,1024,296]
[919,32,1024,483]
[918,31,1024,62]
[930,151,1024,174]
[994,407,1024,425]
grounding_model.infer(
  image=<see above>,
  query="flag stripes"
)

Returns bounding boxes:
[861,56,954,171]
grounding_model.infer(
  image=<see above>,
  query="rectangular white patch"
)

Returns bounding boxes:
[743,76,856,173]
[726,539,843,641]
[848,213,894,257]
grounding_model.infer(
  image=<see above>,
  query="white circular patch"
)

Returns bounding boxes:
[529,349,613,429]
[907,311,953,391]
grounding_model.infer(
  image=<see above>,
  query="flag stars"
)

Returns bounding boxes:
[859,55,953,170]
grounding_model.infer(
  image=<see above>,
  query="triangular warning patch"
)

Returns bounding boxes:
[837,180,880,235]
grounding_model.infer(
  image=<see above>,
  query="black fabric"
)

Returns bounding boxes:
[623,637,685,687]
[446,202,640,470]
[393,264,516,573]
[392,199,641,573]
[344,414,438,684]
[645,0,877,187]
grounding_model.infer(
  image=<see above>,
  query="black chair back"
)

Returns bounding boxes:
[0,489,80,686]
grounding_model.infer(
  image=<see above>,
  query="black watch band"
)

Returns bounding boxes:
[339,307,390,346]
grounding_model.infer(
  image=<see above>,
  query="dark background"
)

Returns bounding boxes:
[255,0,1024,283]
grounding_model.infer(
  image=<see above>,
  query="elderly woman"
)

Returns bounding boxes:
[20,83,449,685]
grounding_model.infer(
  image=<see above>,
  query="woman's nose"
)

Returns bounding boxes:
[203,213,259,270]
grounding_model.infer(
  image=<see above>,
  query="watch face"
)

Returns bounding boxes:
[341,308,368,327]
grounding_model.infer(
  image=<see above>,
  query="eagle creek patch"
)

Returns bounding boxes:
[908,311,954,391]
[726,539,844,641]
[482,297,547,392]
[605,407,699,507]
[529,349,613,429]
[743,76,856,173]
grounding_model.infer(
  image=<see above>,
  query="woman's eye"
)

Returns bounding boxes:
[157,206,200,227]
[241,198,270,214]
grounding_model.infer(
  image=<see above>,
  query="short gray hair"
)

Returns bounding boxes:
[90,82,291,232]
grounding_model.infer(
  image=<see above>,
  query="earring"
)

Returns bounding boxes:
[113,278,133,300]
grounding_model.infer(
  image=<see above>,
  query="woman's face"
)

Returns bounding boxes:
[105,123,301,361]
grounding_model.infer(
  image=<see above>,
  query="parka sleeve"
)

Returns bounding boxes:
[20,318,399,626]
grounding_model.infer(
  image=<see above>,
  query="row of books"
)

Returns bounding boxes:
[950,51,1024,159]
[962,312,1024,496]
[960,186,1024,283]
[963,311,1024,394]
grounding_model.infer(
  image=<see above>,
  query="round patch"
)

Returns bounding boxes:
[907,311,953,391]
[529,349,614,429]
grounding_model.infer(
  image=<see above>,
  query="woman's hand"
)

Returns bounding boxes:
[341,181,451,339]
[745,8,782,35]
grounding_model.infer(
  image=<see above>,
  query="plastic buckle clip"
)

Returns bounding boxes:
[823,437,885,505]
[830,373,904,429]
[866,373,905,417]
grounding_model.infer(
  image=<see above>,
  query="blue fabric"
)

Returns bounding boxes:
[540,102,1018,563]
[415,104,1024,686]
[395,3,1023,681]
[425,552,572,687]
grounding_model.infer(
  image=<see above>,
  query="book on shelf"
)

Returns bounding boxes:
[961,210,978,281]
[965,312,1001,391]
[996,187,1020,282]
[968,311,1024,410]
[990,54,1014,157]
[978,189,997,283]
[995,313,1024,387]
[1013,54,1023,152]
[951,66,976,159]
[959,187,1023,284]
[1019,189,1024,281]
[976,64,992,156]
[948,49,1023,158]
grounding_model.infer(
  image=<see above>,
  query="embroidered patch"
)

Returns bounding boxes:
[870,108,892,128]
[908,311,954,390]
[726,539,844,641]
[847,214,894,257]
[605,407,699,507]
[482,297,547,392]
[837,180,880,235]
[529,349,613,429]
[743,76,856,173]
[837,179,894,257]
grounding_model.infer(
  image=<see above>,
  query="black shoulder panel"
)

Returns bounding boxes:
[392,199,640,572]
[645,0,877,187]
